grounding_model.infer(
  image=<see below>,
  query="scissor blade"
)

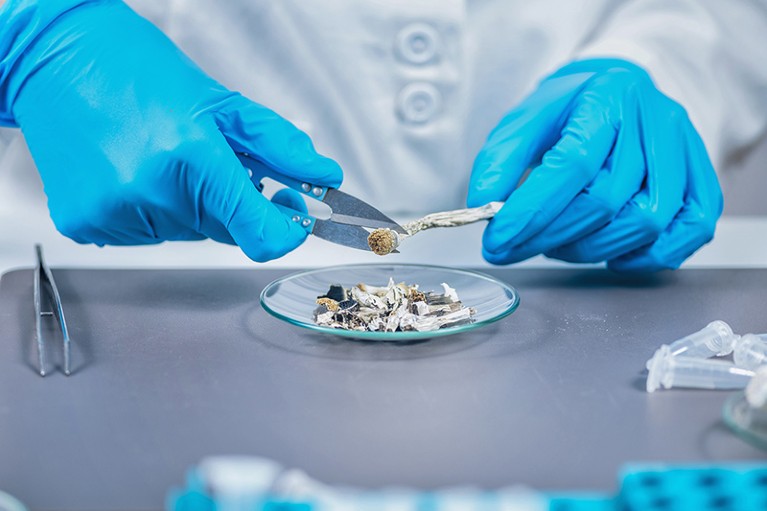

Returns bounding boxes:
[322,189,407,234]
[312,219,372,252]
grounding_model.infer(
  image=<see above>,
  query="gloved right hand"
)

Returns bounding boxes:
[0,0,342,262]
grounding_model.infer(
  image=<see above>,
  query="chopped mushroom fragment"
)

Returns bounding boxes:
[315,297,339,311]
[313,279,475,332]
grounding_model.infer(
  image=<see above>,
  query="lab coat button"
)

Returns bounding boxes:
[395,23,440,65]
[397,82,441,124]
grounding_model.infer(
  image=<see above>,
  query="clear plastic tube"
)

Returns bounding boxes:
[733,333,767,370]
[645,320,740,371]
[667,320,739,358]
[646,345,755,393]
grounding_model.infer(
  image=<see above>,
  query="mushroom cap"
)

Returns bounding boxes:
[367,229,397,256]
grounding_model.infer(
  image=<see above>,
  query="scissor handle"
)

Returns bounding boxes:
[272,203,316,234]
[236,152,329,201]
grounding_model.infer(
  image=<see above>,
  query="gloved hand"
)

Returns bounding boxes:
[468,58,723,272]
[0,0,342,262]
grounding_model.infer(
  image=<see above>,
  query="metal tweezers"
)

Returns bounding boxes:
[34,244,71,376]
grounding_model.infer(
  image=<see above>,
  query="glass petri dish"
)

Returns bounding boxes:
[260,264,520,341]
[722,392,767,451]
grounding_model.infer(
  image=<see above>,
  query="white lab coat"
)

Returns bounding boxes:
[1,0,766,271]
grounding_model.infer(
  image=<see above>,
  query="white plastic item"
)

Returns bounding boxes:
[734,334,767,370]
[190,456,547,511]
[646,345,755,393]
[667,320,739,358]
[746,366,767,408]
[198,456,282,497]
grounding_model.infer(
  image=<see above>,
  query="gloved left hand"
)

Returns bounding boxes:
[0,0,342,262]
[468,58,723,272]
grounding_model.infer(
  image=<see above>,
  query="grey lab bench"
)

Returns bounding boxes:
[0,268,764,510]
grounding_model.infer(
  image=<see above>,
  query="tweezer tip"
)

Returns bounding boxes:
[39,370,46,377]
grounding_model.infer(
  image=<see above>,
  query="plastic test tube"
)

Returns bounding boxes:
[734,333,767,370]
[667,320,740,358]
[645,320,740,371]
[646,345,755,393]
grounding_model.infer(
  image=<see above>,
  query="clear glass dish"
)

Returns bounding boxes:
[260,264,520,341]
[723,391,767,451]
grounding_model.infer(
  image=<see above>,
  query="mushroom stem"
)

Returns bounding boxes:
[367,201,503,255]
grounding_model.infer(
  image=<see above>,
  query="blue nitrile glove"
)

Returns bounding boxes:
[468,59,723,272]
[0,0,342,262]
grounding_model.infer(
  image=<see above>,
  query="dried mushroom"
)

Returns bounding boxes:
[313,279,475,332]
[367,201,503,256]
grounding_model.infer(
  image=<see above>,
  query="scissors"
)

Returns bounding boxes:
[237,153,407,251]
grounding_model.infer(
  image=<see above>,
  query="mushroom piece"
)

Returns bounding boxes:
[367,202,503,256]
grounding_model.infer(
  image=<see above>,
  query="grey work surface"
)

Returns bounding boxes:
[1,268,765,510]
